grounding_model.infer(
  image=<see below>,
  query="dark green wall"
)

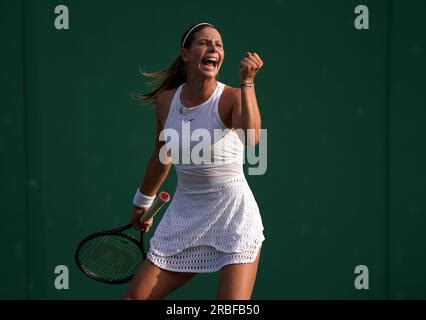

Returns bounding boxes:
[1,0,27,299]
[389,0,426,299]
[1,0,425,299]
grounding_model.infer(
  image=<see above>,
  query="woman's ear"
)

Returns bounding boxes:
[181,48,189,63]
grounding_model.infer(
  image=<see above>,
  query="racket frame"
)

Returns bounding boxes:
[75,191,170,284]
[74,223,146,284]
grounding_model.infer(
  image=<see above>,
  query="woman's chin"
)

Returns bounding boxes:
[198,68,219,78]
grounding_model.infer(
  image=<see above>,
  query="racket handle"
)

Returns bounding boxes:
[139,191,170,223]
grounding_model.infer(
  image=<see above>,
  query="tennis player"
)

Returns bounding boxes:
[123,22,265,300]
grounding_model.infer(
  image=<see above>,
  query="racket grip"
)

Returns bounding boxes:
[139,192,170,223]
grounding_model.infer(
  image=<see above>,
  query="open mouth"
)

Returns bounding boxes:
[201,57,218,68]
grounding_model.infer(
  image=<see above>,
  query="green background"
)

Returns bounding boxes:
[1,0,425,299]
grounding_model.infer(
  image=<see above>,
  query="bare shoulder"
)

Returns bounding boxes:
[222,85,241,105]
[155,88,178,126]
[221,85,241,111]
[218,85,241,128]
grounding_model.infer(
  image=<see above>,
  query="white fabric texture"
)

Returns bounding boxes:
[147,81,265,273]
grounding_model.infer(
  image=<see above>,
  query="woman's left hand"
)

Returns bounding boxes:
[240,52,264,83]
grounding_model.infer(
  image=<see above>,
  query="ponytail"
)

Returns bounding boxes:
[130,22,216,105]
[130,55,186,105]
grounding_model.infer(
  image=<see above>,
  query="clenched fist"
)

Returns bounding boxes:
[240,52,263,83]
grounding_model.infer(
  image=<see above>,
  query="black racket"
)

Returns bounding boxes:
[75,191,170,284]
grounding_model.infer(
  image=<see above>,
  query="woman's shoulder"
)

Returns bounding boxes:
[218,84,241,128]
[155,87,179,125]
[156,88,177,107]
[221,84,241,106]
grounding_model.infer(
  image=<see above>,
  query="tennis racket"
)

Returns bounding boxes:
[75,191,170,284]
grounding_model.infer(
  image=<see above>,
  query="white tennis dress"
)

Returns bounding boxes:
[146,81,265,273]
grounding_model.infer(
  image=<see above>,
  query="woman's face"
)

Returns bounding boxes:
[182,27,224,79]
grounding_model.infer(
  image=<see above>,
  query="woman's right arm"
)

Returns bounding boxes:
[131,92,172,231]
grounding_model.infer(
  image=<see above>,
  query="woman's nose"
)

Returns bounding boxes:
[208,44,217,52]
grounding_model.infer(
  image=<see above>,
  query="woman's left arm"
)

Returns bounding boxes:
[232,52,264,145]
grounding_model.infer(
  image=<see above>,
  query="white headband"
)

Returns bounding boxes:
[181,22,213,49]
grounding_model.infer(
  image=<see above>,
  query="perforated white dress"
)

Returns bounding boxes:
[146,81,265,273]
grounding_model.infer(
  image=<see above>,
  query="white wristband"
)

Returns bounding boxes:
[133,188,156,208]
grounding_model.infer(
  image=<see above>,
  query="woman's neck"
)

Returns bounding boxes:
[182,77,217,107]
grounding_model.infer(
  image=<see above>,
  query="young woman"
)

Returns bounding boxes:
[123,22,265,300]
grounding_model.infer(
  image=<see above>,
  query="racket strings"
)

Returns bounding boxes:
[78,235,142,281]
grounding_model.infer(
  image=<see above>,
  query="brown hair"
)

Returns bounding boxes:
[130,23,217,105]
